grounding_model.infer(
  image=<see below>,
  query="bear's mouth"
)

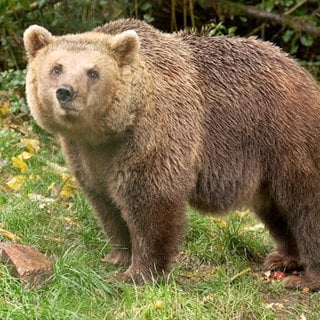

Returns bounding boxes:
[60,102,81,113]
[56,99,83,114]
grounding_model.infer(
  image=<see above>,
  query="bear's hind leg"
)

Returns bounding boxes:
[283,269,320,291]
[270,171,320,291]
[254,196,302,272]
[263,251,302,273]
[282,208,320,291]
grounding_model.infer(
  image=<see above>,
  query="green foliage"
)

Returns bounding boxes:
[239,0,319,60]
[282,29,314,54]
[0,69,28,114]
[205,21,238,37]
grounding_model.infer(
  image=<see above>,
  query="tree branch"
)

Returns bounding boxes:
[202,0,320,38]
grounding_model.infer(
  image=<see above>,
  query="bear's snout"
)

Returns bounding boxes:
[56,85,76,106]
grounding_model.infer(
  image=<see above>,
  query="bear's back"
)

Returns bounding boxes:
[180,32,320,148]
[95,20,320,161]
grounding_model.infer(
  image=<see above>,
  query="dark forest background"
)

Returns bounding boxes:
[0,0,319,111]
[1,1,320,70]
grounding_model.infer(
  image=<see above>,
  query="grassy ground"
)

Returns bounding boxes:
[1,112,320,320]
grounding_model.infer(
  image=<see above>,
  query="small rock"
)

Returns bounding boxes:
[0,242,53,289]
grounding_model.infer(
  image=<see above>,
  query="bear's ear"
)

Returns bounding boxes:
[110,30,140,66]
[23,25,53,58]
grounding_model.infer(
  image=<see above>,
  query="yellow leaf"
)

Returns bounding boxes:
[49,237,64,243]
[0,227,22,242]
[21,138,40,154]
[154,300,164,309]
[19,151,33,160]
[6,175,26,190]
[63,217,78,226]
[0,101,10,116]
[210,217,227,228]
[61,173,71,182]
[11,155,28,173]
[60,173,77,198]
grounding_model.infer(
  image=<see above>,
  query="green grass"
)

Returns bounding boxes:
[1,118,320,320]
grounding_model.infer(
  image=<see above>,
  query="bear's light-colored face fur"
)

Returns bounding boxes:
[24,26,142,145]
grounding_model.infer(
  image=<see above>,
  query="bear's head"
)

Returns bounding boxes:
[24,25,142,144]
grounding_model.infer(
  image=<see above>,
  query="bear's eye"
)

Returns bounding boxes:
[87,70,99,80]
[52,65,62,76]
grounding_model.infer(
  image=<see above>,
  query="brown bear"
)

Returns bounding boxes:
[23,19,320,290]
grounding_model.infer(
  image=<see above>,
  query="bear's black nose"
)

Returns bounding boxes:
[56,85,76,105]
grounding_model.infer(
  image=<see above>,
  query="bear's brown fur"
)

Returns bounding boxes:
[24,19,320,289]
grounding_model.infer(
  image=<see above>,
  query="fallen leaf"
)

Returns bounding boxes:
[47,237,64,244]
[0,228,22,242]
[6,175,26,191]
[202,294,214,303]
[21,138,40,154]
[63,217,78,227]
[11,155,28,173]
[60,173,77,198]
[19,151,33,160]
[154,300,164,309]
[210,217,227,228]
[0,101,10,116]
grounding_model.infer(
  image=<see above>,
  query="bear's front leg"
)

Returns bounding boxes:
[87,193,132,267]
[119,197,186,284]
